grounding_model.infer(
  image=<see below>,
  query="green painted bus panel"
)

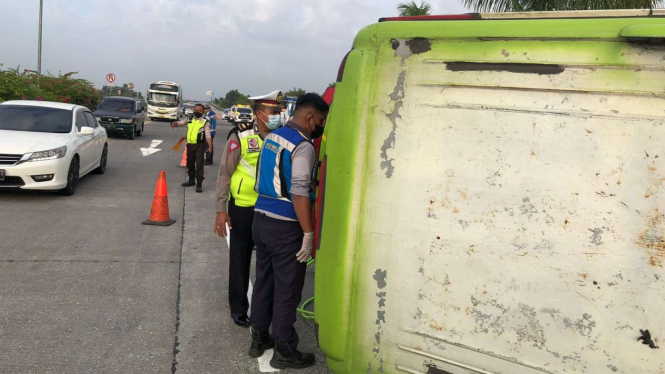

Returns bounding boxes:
[316,15,665,374]
[315,42,377,366]
[620,24,665,37]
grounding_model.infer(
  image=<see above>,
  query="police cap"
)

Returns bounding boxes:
[249,90,283,112]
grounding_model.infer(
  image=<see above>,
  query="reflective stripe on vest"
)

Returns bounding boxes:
[229,129,262,207]
[186,119,206,144]
[254,126,310,220]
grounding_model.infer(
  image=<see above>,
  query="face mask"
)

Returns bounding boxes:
[309,116,324,139]
[193,112,203,118]
[266,114,283,130]
[311,123,324,139]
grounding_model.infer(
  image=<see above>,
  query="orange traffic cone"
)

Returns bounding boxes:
[177,147,187,168]
[142,170,176,226]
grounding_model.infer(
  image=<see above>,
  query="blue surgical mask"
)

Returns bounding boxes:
[266,114,283,130]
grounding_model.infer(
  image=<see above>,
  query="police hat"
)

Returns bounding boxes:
[249,90,283,112]
[203,102,211,109]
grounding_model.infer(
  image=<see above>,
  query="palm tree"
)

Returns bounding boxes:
[397,1,432,16]
[462,0,662,12]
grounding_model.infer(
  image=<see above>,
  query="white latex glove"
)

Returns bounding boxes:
[297,232,315,263]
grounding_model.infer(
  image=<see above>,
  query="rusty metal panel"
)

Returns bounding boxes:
[354,37,665,374]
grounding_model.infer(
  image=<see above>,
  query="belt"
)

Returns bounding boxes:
[255,211,300,225]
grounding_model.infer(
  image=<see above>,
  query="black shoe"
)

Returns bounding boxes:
[204,161,213,165]
[248,328,275,358]
[232,313,250,327]
[182,180,195,187]
[270,341,315,370]
[195,182,202,193]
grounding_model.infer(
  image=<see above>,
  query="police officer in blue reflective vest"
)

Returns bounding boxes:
[203,102,216,165]
[248,93,329,369]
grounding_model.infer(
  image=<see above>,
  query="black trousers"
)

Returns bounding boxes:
[205,133,215,163]
[186,143,205,182]
[228,197,255,316]
[250,212,307,349]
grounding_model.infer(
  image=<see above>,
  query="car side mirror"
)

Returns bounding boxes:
[79,127,95,136]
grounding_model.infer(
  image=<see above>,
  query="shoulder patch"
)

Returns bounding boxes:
[229,140,240,152]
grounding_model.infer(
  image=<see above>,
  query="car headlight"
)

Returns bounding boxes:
[119,119,134,124]
[95,116,102,121]
[28,146,67,162]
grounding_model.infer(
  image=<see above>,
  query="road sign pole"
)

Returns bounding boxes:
[38,0,43,76]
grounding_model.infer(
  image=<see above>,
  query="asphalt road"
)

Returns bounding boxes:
[0,117,331,374]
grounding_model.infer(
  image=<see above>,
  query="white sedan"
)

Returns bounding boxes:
[0,101,108,195]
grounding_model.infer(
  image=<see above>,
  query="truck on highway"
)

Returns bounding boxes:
[315,10,665,374]
[146,81,182,121]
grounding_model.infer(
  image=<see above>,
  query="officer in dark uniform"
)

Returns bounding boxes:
[171,103,212,193]
[248,93,329,369]
[214,90,284,328]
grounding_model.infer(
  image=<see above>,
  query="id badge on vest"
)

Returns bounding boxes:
[247,138,260,153]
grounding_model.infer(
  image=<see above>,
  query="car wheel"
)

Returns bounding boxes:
[93,144,108,175]
[59,157,80,196]
[136,123,143,137]
[128,127,135,140]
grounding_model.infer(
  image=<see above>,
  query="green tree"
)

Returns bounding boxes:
[285,87,306,97]
[219,89,252,108]
[397,1,432,16]
[463,0,661,12]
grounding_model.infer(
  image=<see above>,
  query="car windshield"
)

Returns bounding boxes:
[0,105,72,133]
[149,93,177,103]
[98,99,134,112]
[238,108,252,114]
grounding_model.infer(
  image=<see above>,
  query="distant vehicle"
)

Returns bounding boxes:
[222,109,230,120]
[94,96,146,140]
[183,103,194,117]
[282,96,298,120]
[0,100,108,195]
[230,104,253,125]
[147,81,182,121]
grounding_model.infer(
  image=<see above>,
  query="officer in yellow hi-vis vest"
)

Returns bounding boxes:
[214,90,283,327]
[171,103,213,193]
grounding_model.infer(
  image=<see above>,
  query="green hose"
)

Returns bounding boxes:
[297,258,316,319]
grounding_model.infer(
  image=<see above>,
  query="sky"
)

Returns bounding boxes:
[0,0,470,102]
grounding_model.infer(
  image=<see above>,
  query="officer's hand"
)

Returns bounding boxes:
[296,232,315,263]
[214,212,232,238]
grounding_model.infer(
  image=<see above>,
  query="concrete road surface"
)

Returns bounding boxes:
[0,118,332,374]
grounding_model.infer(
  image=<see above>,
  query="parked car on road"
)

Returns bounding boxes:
[94,96,145,140]
[0,100,108,195]
[222,109,230,121]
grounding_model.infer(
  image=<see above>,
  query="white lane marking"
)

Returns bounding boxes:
[140,139,163,156]
[258,349,279,372]
[140,147,161,156]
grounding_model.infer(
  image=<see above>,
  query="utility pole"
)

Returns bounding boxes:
[38,0,43,76]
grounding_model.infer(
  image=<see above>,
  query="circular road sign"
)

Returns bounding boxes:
[106,73,116,83]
